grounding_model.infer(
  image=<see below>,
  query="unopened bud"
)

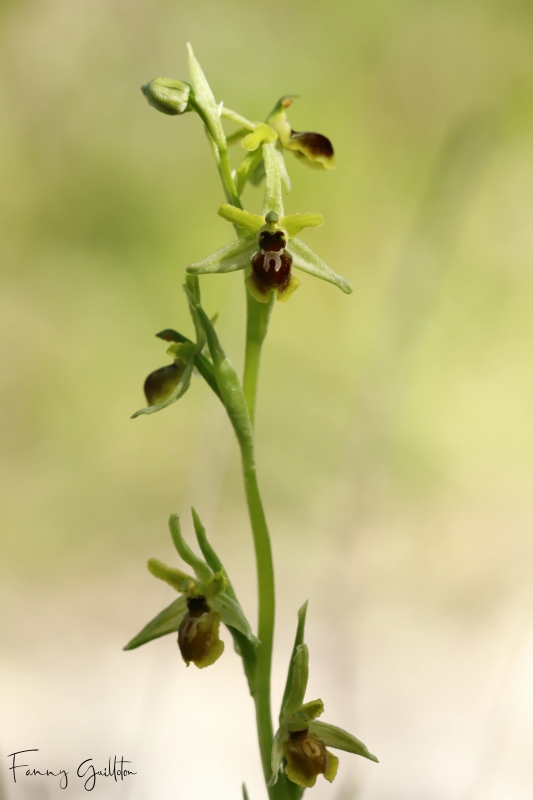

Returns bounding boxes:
[141,78,192,116]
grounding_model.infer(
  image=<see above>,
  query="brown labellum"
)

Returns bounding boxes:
[178,596,225,669]
[250,229,292,295]
[283,729,329,786]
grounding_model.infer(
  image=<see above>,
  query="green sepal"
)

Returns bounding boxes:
[280,213,323,238]
[147,558,199,593]
[211,593,260,644]
[241,123,277,151]
[123,596,188,650]
[287,237,353,294]
[283,644,309,717]
[190,508,257,694]
[168,514,214,585]
[187,236,256,275]
[131,357,195,418]
[141,78,192,115]
[281,601,308,720]
[307,720,379,763]
[262,142,284,217]
[186,43,226,152]
[191,508,236,602]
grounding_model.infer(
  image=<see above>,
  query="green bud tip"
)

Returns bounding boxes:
[265,211,279,224]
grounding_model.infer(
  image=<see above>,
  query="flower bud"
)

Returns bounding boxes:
[178,596,225,668]
[283,729,338,788]
[144,361,186,406]
[141,78,192,115]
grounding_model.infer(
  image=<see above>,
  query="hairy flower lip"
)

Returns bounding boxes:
[187,206,352,301]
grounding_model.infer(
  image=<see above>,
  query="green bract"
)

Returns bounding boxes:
[124,511,259,669]
[269,635,378,789]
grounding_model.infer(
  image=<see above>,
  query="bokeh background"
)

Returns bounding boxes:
[2,1,533,798]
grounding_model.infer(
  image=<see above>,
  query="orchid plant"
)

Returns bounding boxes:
[125,44,378,799]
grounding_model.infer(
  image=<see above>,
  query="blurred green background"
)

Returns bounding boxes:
[2,0,533,798]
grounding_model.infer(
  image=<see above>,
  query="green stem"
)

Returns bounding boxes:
[204,125,286,800]
[243,292,274,427]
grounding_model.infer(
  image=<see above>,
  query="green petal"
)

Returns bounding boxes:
[308,721,379,763]
[262,142,284,217]
[267,728,285,787]
[168,514,213,585]
[281,602,308,720]
[284,644,309,717]
[187,236,256,275]
[287,238,353,294]
[300,699,324,720]
[280,213,323,238]
[131,358,195,418]
[186,43,226,152]
[123,596,187,650]
[147,558,198,592]
[241,123,277,151]
[218,204,265,234]
[211,593,260,644]
[191,508,238,602]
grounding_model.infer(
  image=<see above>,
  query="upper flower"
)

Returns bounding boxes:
[187,202,352,303]
[124,511,259,669]
[266,95,336,170]
[269,643,378,788]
